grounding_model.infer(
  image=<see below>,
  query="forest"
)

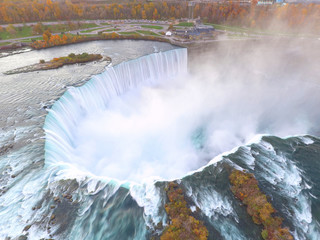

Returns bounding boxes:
[0,0,319,32]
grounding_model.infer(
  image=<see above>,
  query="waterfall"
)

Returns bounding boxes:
[44,48,188,180]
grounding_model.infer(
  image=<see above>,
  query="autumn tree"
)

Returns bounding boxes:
[153,8,159,20]
[141,10,147,19]
[62,34,68,43]
[0,0,318,34]
[43,30,52,42]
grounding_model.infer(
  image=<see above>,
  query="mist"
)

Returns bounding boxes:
[69,39,320,183]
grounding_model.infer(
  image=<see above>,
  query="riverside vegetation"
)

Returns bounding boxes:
[161,182,208,240]
[229,170,293,240]
[4,53,108,75]
[30,31,171,50]
[40,53,104,69]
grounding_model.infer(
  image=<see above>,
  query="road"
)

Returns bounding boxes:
[0,19,172,44]
[1,19,319,45]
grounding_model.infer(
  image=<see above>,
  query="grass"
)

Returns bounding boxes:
[205,22,279,37]
[80,23,99,29]
[79,34,99,37]
[175,22,194,27]
[0,25,33,40]
[141,25,163,30]
[136,30,159,36]
[0,23,99,41]
[119,31,140,36]
[102,28,120,32]
[204,23,248,32]
[19,37,43,42]
[0,41,11,46]
[80,27,109,33]
[100,23,110,26]
[47,23,98,33]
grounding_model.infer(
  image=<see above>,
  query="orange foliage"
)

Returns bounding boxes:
[1,1,318,34]
[161,182,208,240]
[0,0,188,24]
[229,170,294,240]
[31,32,82,49]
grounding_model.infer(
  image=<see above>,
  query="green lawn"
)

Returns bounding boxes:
[141,25,163,30]
[48,23,99,33]
[19,36,43,42]
[136,30,159,36]
[204,23,253,33]
[0,41,11,46]
[206,22,277,36]
[80,23,99,29]
[80,27,109,33]
[175,22,194,27]
[102,28,120,32]
[0,23,99,41]
[119,31,141,36]
[81,34,99,37]
[0,25,33,40]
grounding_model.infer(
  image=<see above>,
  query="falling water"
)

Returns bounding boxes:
[44,48,188,182]
[1,41,320,240]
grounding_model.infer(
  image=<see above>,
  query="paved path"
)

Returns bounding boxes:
[0,20,171,44]
[1,19,319,45]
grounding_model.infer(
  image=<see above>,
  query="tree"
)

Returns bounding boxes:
[153,8,159,20]
[131,6,137,19]
[111,32,119,38]
[113,7,119,19]
[43,30,52,42]
[141,10,147,19]
[62,34,68,43]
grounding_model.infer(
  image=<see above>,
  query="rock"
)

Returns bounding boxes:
[23,225,31,232]
[16,236,27,240]
[0,143,14,155]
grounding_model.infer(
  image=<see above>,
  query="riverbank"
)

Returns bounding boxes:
[4,53,110,75]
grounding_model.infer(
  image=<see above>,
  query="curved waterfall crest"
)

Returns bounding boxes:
[44,48,188,179]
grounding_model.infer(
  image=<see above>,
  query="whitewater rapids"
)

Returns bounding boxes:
[0,41,319,239]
